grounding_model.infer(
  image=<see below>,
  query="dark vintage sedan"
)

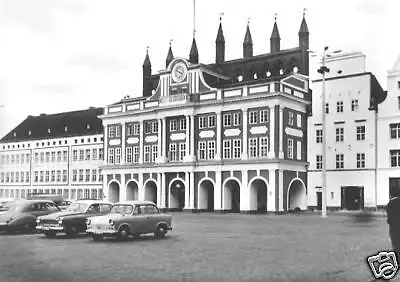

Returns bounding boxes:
[0,200,61,234]
[36,200,113,238]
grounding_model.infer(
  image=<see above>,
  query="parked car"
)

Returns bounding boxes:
[0,200,61,234]
[36,200,113,238]
[27,194,65,206]
[58,200,72,211]
[86,200,172,241]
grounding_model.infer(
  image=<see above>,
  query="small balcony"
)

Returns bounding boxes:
[159,94,199,106]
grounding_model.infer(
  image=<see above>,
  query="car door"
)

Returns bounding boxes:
[145,205,160,232]
[139,205,159,233]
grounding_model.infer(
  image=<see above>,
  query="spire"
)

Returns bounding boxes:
[270,14,281,53]
[243,19,253,58]
[143,47,151,67]
[299,9,309,34]
[142,47,152,97]
[189,37,199,64]
[166,40,174,68]
[215,14,225,64]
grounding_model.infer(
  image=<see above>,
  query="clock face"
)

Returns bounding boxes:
[172,62,187,83]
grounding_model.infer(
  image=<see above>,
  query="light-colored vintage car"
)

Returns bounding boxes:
[86,200,172,241]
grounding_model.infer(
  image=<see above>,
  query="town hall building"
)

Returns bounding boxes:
[100,15,312,213]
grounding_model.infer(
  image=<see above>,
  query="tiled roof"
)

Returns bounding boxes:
[1,107,104,143]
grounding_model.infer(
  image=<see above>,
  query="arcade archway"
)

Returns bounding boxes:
[198,179,214,211]
[126,181,138,201]
[144,180,157,204]
[249,178,268,213]
[108,181,120,203]
[287,179,307,211]
[223,179,241,213]
[170,179,185,210]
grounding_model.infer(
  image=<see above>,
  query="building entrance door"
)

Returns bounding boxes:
[389,178,400,199]
[341,186,364,210]
[316,192,322,210]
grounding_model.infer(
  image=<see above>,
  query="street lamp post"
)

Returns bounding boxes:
[318,46,330,218]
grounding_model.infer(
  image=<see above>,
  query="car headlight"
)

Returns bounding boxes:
[36,219,40,224]
[86,219,91,225]
[57,217,64,225]
[109,219,114,226]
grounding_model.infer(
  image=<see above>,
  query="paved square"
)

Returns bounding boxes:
[0,212,392,282]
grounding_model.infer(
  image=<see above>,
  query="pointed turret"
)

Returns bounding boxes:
[142,48,152,97]
[298,11,310,75]
[189,37,199,64]
[215,18,225,64]
[298,12,309,50]
[166,43,174,68]
[243,22,253,58]
[270,16,281,53]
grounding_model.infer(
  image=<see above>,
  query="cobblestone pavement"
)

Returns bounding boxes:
[0,212,392,282]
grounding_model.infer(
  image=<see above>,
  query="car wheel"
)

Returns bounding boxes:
[22,223,34,234]
[44,231,56,238]
[154,225,167,238]
[65,226,78,238]
[92,234,103,241]
[117,226,130,241]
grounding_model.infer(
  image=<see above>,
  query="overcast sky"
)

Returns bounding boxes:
[0,0,398,139]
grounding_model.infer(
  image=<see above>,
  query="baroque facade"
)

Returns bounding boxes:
[100,16,311,213]
[0,108,105,201]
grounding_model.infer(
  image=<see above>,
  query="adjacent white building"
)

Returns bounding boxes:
[0,108,105,201]
[377,55,400,207]
[308,51,385,210]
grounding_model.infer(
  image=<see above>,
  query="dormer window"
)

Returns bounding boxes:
[279,69,284,75]
[293,66,298,73]
[237,75,243,82]
[86,124,91,130]
[48,128,51,134]
[253,73,258,80]
[64,126,68,132]
[13,132,16,137]
[28,130,32,136]
[266,71,271,77]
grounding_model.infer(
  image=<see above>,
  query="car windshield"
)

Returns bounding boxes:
[110,204,133,215]
[66,203,89,213]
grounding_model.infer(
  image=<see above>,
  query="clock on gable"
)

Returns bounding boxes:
[171,62,188,83]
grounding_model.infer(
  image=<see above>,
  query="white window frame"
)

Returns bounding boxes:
[336,101,344,113]
[223,114,232,127]
[296,141,302,160]
[144,145,151,163]
[133,146,139,163]
[198,141,206,160]
[316,155,322,170]
[152,145,158,162]
[115,148,121,164]
[351,99,359,111]
[199,116,206,129]
[336,127,344,142]
[249,138,258,158]
[126,147,133,164]
[169,143,177,161]
[208,115,216,128]
[249,111,257,124]
[179,119,186,131]
[207,140,215,160]
[260,109,269,123]
[108,148,115,164]
[296,114,302,127]
[223,140,231,159]
[287,138,294,159]
[233,139,241,159]
[233,113,241,126]
[288,112,294,126]
[356,153,366,168]
[336,154,344,169]
[390,123,400,139]
[170,120,177,132]
[133,123,140,135]
[356,125,366,141]
[179,143,186,161]
[260,137,268,157]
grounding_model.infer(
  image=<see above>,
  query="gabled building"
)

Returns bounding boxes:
[0,108,105,201]
[308,52,385,210]
[100,16,311,213]
[377,55,400,206]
